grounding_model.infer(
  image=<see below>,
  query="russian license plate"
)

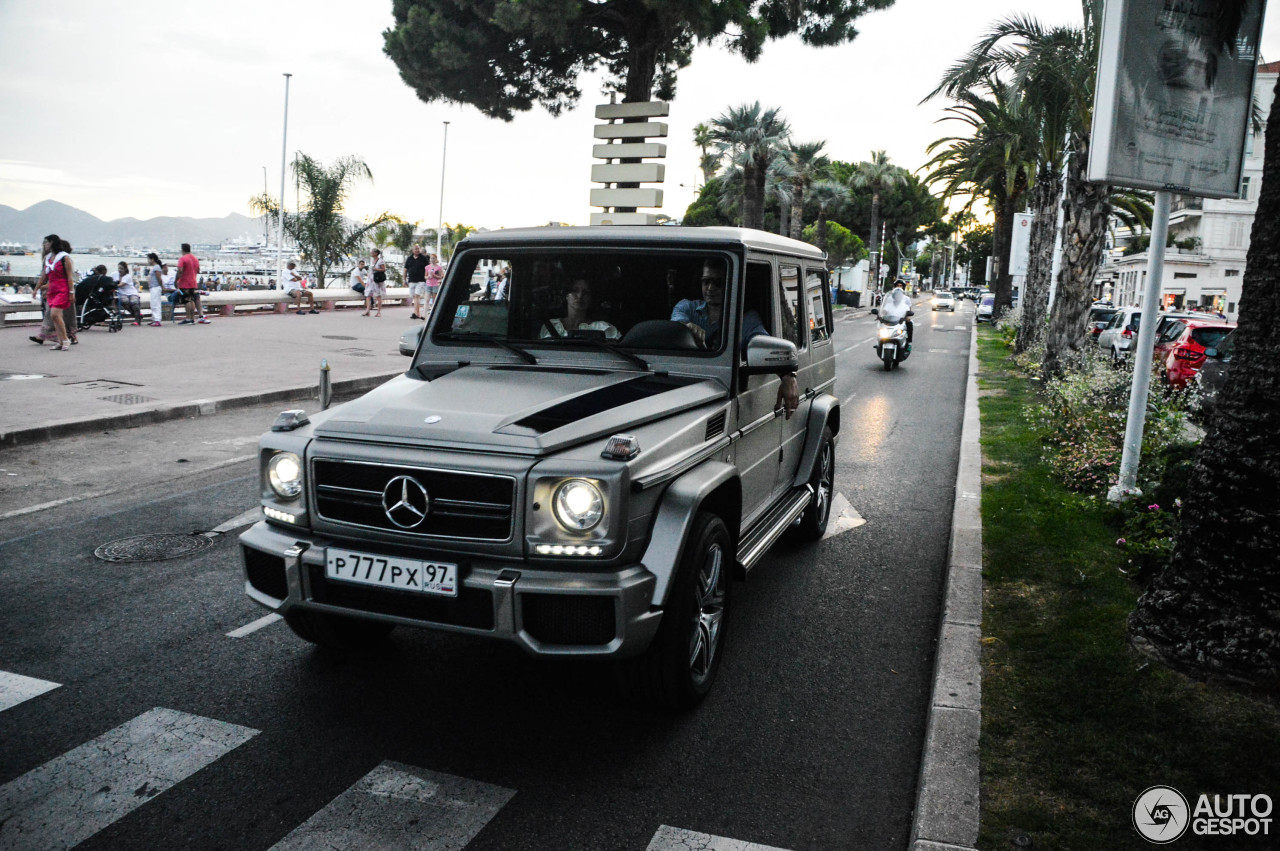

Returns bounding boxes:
[326,549,458,597]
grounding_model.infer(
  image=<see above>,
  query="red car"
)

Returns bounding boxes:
[1153,317,1237,389]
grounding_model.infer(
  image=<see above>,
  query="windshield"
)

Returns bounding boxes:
[428,248,741,356]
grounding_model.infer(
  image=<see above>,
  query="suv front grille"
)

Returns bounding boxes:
[312,459,515,541]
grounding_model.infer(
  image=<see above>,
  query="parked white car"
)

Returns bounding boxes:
[1096,306,1145,361]
[975,292,995,323]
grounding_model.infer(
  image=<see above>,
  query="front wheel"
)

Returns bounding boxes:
[787,427,835,542]
[882,350,894,371]
[616,512,730,709]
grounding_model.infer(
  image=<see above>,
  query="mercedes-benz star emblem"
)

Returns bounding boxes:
[382,475,430,529]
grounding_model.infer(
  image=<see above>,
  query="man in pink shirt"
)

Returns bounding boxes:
[176,243,208,325]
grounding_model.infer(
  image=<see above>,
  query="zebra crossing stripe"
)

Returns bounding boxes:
[647,825,793,851]
[269,762,514,851]
[0,707,258,851]
[0,672,60,713]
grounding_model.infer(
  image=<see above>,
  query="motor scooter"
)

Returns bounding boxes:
[870,308,913,370]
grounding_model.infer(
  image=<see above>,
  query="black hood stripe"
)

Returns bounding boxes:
[507,374,701,434]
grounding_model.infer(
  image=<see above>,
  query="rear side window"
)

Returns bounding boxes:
[1129,313,1142,331]
[1191,327,1232,349]
[778,263,804,348]
[806,269,831,342]
[1159,321,1187,343]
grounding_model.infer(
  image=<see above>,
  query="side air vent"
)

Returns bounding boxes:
[705,411,727,441]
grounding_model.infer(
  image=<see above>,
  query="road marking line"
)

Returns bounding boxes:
[0,707,258,850]
[648,825,793,851]
[822,493,867,540]
[0,672,61,713]
[212,507,264,534]
[227,613,283,639]
[268,762,514,851]
[0,455,257,523]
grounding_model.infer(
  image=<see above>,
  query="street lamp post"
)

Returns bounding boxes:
[276,72,292,289]
[262,166,268,246]
[436,121,450,259]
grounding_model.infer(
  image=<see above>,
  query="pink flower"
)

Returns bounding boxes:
[1147,504,1160,512]
[1116,538,1127,546]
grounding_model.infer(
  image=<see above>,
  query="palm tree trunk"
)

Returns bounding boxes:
[1041,136,1111,378]
[868,192,882,290]
[1015,163,1062,354]
[815,217,829,252]
[1129,75,1280,691]
[789,195,804,241]
[778,197,790,236]
[990,202,1009,297]
[744,156,768,230]
[991,195,1018,317]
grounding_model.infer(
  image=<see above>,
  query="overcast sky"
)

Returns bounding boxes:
[3,0,1279,234]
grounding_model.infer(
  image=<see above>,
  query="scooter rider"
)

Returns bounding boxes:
[880,281,914,352]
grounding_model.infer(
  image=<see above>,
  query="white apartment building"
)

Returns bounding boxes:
[1093,61,1277,320]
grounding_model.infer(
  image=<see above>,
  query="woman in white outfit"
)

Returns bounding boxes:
[145,252,165,326]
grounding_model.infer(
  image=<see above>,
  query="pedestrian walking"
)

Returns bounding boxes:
[34,234,73,350]
[365,249,386,317]
[426,253,444,316]
[176,243,207,324]
[405,244,429,319]
[114,261,142,326]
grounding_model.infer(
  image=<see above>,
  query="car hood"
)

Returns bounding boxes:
[312,365,727,455]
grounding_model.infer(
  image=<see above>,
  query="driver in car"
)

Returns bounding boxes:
[672,258,800,419]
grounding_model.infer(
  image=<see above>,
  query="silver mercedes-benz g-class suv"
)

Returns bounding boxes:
[240,226,839,707]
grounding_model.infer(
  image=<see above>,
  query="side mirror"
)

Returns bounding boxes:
[743,335,799,376]
[1204,347,1218,359]
[906,310,915,317]
[870,308,879,316]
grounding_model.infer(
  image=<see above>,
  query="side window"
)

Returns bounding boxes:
[806,268,831,343]
[778,263,804,348]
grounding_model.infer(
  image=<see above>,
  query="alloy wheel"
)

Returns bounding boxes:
[688,542,726,685]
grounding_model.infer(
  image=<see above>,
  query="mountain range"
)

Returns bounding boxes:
[0,201,267,249]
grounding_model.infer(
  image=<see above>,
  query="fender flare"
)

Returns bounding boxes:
[789,394,840,489]
[639,461,739,607]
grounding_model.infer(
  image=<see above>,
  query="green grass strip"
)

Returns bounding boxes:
[975,328,1280,849]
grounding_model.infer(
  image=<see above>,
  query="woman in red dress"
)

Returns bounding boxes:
[36,234,74,350]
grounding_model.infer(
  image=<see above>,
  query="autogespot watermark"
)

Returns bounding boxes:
[1133,786,1273,843]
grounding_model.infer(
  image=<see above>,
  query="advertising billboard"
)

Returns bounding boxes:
[1010,212,1034,276]
[1088,0,1265,198]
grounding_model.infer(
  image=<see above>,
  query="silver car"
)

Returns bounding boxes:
[1096,306,1145,361]
[240,227,840,708]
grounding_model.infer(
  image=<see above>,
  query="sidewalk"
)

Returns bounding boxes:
[0,306,417,447]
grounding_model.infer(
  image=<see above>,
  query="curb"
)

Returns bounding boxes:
[0,371,403,449]
[908,325,983,850]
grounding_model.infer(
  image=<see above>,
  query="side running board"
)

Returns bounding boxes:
[737,485,813,573]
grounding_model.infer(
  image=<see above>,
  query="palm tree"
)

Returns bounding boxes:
[786,140,830,241]
[693,122,718,185]
[1129,1,1280,692]
[250,153,390,290]
[709,102,791,230]
[930,3,1109,376]
[848,151,906,291]
[805,180,850,253]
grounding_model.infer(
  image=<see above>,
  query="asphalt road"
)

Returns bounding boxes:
[0,298,974,850]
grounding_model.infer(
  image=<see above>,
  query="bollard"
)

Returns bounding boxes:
[319,359,332,410]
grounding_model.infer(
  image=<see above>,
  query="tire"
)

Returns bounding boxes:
[284,609,395,650]
[882,350,893,371]
[892,356,901,369]
[616,512,730,709]
[788,427,834,543]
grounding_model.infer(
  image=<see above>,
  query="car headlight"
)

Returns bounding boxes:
[553,479,604,531]
[267,452,304,499]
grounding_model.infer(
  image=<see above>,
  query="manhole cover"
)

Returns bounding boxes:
[339,347,375,357]
[323,335,358,340]
[94,533,215,563]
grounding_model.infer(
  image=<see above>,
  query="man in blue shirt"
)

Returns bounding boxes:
[672,258,799,418]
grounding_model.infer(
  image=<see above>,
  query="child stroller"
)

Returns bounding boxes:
[75,274,123,333]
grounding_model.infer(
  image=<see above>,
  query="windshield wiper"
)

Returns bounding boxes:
[540,336,649,371]
[436,332,538,364]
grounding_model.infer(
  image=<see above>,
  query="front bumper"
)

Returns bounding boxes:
[239,521,662,658]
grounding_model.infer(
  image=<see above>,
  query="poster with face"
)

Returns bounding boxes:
[1089,0,1265,198]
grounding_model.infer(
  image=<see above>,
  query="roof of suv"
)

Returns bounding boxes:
[458,226,827,261]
